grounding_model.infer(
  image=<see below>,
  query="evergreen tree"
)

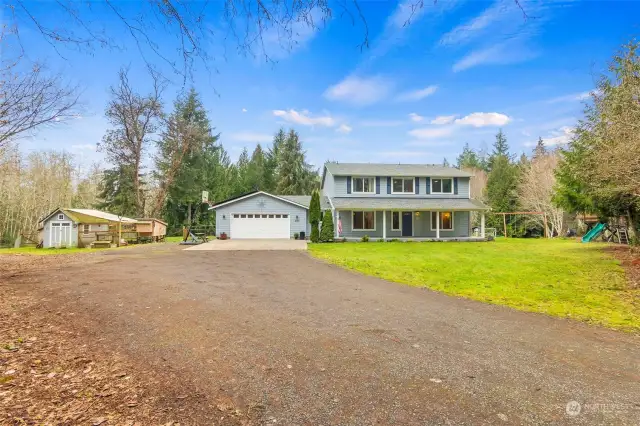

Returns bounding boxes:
[246,144,268,191]
[485,155,521,235]
[309,190,321,242]
[154,88,219,226]
[276,129,317,195]
[487,129,510,171]
[235,147,251,193]
[443,157,450,167]
[319,209,334,242]
[533,137,546,158]
[456,143,483,169]
[97,166,138,217]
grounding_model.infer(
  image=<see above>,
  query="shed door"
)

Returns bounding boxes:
[51,222,72,247]
[230,214,290,239]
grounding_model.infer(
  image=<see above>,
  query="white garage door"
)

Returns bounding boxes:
[230,213,290,239]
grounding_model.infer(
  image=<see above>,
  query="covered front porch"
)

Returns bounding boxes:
[334,209,488,241]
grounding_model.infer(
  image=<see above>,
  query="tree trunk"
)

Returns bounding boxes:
[187,202,192,225]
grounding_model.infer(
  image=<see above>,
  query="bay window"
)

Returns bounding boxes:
[353,211,375,230]
[352,177,375,194]
[431,178,453,194]
[431,211,454,230]
[392,177,414,194]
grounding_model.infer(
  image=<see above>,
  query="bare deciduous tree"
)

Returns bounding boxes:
[0,62,80,148]
[97,68,164,217]
[519,150,565,236]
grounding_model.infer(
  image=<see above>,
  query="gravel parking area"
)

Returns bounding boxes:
[2,248,639,425]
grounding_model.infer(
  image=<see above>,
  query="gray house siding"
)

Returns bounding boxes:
[42,210,79,248]
[215,194,308,238]
[322,169,336,198]
[336,210,470,239]
[331,176,470,198]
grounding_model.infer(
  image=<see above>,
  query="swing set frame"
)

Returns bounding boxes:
[495,212,548,238]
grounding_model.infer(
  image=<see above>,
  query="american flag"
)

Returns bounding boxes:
[337,218,342,236]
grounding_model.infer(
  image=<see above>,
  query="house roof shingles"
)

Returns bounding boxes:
[324,162,474,178]
[330,197,490,211]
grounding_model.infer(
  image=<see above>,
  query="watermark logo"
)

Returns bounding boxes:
[566,401,582,417]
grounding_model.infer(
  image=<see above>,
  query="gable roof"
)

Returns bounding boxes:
[209,191,310,210]
[40,208,138,224]
[323,162,474,178]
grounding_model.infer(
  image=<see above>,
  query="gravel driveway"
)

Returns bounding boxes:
[10,248,640,425]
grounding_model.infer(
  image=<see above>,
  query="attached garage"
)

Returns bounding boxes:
[230,213,290,239]
[211,191,311,240]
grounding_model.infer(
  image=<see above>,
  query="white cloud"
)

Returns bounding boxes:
[408,113,424,122]
[543,126,575,146]
[336,124,353,134]
[396,85,438,102]
[242,108,248,113]
[324,75,392,106]
[229,132,273,143]
[546,91,591,104]
[440,0,515,46]
[359,119,405,127]
[454,112,511,127]
[430,115,457,125]
[272,109,335,127]
[452,42,538,72]
[71,144,96,151]
[408,127,455,139]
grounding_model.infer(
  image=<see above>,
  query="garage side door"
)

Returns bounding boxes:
[230,214,290,239]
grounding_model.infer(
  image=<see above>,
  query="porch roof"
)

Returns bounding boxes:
[330,197,490,211]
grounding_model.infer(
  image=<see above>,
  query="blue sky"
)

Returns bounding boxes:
[9,0,640,170]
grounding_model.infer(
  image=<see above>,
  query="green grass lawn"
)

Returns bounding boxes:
[164,236,185,243]
[0,246,90,255]
[309,238,639,331]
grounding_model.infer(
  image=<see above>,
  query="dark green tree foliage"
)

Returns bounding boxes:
[533,137,546,159]
[155,88,220,227]
[97,166,138,217]
[246,144,268,191]
[553,41,640,235]
[484,131,523,236]
[487,129,509,171]
[456,143,485,170]
[309,190,321,242]
[319,209,334,242]
[442,157,450,167]
[276,129,318,195]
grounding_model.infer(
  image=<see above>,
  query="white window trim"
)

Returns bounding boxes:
[391,211,401,231]
[391,177,415,195]
[83,224,90,235]
[351,176,376,194]
[352,210,376,231]
[430,177,454,195]
[430,211,455,231]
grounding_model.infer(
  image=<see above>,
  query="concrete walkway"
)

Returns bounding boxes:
[184,239,307,251]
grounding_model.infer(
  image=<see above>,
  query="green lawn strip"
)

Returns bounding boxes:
[309,239,639,331]
[164,236,185,243]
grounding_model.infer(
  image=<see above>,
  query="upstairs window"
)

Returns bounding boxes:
[392,178,414,194]
[352,177,375,194]
[83,224,90,234]
[431,178,453,194]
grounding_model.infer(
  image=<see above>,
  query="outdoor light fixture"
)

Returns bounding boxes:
[295,215,300,222]
[415,211,421,217]
[223,214,226,219]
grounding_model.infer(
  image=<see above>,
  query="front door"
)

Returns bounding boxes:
[402,212,413,237]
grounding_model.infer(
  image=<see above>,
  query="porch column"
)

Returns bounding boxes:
[480,212,486,238]
[436,211,440,239]
[335,210,340,239]
[382,210,387,241]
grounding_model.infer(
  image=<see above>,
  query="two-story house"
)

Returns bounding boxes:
[210,162,490,240]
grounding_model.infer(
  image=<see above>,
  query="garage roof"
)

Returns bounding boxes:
[209,191,311,210]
